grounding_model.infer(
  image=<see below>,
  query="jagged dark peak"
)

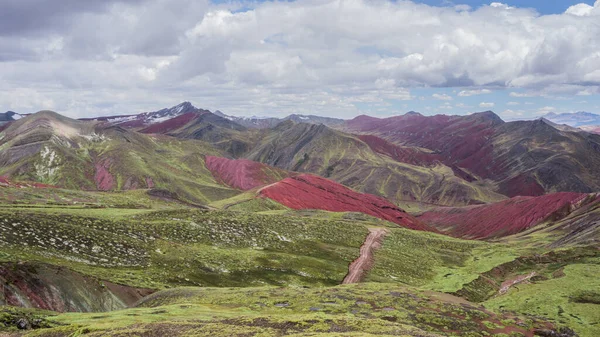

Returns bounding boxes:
[0,111,20,122]
[149,101,203,118]
[404,111,422,116]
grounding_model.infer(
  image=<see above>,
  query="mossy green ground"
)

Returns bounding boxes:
[18,283,554,337]
[1,189,598,336]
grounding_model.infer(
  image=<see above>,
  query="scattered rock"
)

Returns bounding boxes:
[16,317,30,330]
[535,327,578,337]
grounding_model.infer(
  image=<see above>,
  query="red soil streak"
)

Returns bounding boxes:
[205,156,292,191]
[0,176,55,189]
[342,228,389,284]
[346,112,506,183]
[259,174,435,231]
[146,177,155,189]
[357,135,441,167]
[94,159,116,191]
[139,112,200,134]
[418,192,590,239]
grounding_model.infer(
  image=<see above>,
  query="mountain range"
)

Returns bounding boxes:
[542,111,600,128]
[0,102,599,336]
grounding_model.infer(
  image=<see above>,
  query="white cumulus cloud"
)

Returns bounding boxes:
[458,89,492,97]
[1,0,600,118]
[433,93,453,101]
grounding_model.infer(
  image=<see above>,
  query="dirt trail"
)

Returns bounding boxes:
[499,272,536,295]
[342,228,389,284]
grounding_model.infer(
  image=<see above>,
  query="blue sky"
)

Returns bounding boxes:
[412,0,595,14]
[211,0,597,15]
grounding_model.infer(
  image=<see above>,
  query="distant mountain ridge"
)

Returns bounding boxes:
[543,111,600,127]
[214,110,345,128]
[344,111,600,197]
[80,102,211,129]
[3,103,600,206]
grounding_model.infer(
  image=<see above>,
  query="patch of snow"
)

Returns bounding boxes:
[12,114,23,120]
[147,115,173,124]
[109,115,138,123]
[298,116,310,120]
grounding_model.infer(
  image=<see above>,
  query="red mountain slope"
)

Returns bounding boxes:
[205,156,292,191]
[418,192,591,239]
[345,112,600,197]
[259,174,434,232]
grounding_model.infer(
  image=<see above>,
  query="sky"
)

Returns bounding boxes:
[1,0,599,120]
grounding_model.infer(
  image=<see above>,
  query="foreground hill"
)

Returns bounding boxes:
[344,111,600,197]
[17,283,559,337]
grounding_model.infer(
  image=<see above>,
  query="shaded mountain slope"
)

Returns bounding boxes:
[344,111,600,197]
[418,192,593,240]
[246,121,505,207]
[165,112,254,157]
[259,174,434,231]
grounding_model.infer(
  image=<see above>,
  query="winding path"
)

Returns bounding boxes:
[342,228,389,284]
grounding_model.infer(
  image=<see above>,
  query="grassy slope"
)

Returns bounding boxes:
[0,112,240,205]
[0,204,373,289]
[17,283,556,337]
[1,191,598,335]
